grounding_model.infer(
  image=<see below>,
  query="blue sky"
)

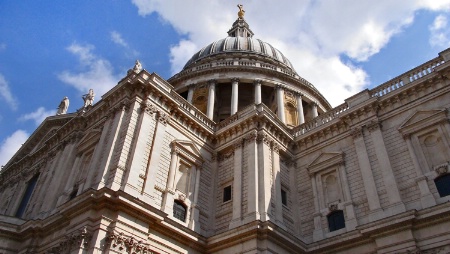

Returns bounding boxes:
[0,0,449,166]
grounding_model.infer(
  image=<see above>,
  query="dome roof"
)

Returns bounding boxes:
[182,37,295,71]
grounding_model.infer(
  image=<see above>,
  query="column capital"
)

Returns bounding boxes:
[367,120,382,132]
[350,127,363,139]
[187,83,197,89]
[295,91,303,97]
[276,84,284,90]
[253,79,262,85]
[208,79,217,86]
[231,77,240,83]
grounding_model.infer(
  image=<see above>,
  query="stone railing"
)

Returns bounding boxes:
[292,102,349,137]
[215,104,257,131]
[169,91,215,130]
[370,56,445,97]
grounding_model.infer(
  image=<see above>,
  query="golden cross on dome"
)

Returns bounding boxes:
[237,4,245,18]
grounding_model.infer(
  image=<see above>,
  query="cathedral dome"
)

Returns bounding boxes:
[182,36,296,71]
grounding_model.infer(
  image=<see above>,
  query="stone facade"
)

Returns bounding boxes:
[1,13,450,254]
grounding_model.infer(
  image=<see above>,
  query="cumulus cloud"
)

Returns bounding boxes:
[58,43,120,96]
[131,0,450,106]
[0,73,18,110]
[111,31,128,47]
[18,107,55,126]
[0,130,29,167]
[429,14,450,48]
[110,31,139,58]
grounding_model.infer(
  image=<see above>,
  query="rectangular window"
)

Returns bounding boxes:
[223,185,232,202]
[281,189,287,206]
[15,174,39,218]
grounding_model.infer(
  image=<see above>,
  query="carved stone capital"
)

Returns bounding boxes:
[367,120,382,132]
[245,131,258,143]
[272,143,280,154]
[158,112,170,125]
[231,77,240,83]
[208,79,217,86]
[253,79,262,85]
[350,127,363,139]
[141,102,157,115]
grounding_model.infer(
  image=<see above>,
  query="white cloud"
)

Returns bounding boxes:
[131,0,450,106]
[110,31,139,58]
[169,40,198,74]
[111,31,129,47]
[0,130,29,167]
[429,14,450,48]
[58,43,120,96]
[18,107,55,126]
[0,73,18,110]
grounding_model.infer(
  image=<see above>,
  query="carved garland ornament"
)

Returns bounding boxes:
[47,227,92,253]
[106,232,155,254]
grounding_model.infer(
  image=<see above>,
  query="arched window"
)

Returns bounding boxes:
[173,200,187,222]
[434,174,450,197]
[327,210,345,232]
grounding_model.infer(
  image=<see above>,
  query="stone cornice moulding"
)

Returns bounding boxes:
[307,152,345,176]
[398,108,448,137]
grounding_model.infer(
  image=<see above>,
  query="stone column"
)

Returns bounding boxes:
[123,100,157,197]
[276,85,286,123]
[189,166,201,232]
[257,133,273,222]
[368,121,405,214]
[296,93,305,125]
[312,176,324,241]
[95,105,128,189]
[272,143,285,227]
[311,102,318,118]
[230,141,243,229]
[243,131,260,224]
[162,146,178,213]
[338,163,357,230]
[404,135,436,208]
[206,80,216,120]
[254,80,262,104]
[231,78,239,115]
[143,111,170,206]
[187,84,195,103]
[351,127,383,222]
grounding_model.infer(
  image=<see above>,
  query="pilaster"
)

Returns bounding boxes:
[257,133,273,222]
[242,131,260,224]
[229,140,243,229]
[351,127,383,222]
[367,121,405,214]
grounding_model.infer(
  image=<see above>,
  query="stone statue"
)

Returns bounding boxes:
[82,89,95,108]
[56,96,69,115]
[133,60,142,73]
[237,4,245,18]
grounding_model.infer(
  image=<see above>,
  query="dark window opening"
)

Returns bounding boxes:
[327,210,345,232]
[15,174,40,218]
[173,200,187,222]
[281,189,287,206]
[69,188,78,200]
[223,185,232,202]
[180,91,188,101]
[435,174,450,197]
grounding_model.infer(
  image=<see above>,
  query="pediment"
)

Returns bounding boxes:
[5,114,75,167]
[307,152,344,175]
[171,140,204,165]
[399,109,448,135]
[77,129,102,154]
